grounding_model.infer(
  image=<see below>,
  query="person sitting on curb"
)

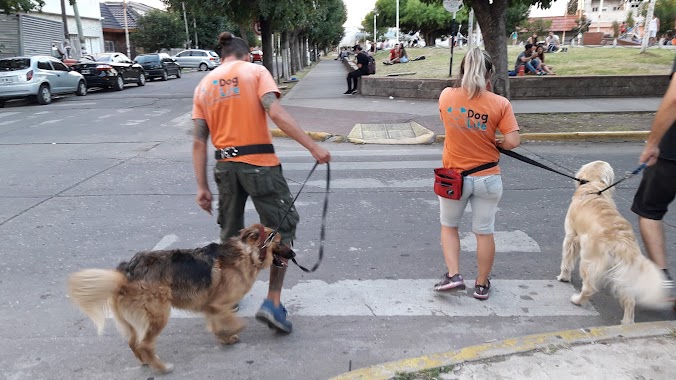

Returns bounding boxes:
[514,44,543,75]
[344,45,370,95]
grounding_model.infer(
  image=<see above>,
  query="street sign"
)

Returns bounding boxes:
[253,21,261,36]
[443,0,463,13]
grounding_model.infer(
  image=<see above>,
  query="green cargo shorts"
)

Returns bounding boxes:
[213,161,298,244]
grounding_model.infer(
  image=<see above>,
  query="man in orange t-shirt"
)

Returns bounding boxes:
[192,32,330,334]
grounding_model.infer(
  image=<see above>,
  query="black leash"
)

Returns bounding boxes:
[596,163,647,195]
[497,147,588,184]
[263,161,330,273]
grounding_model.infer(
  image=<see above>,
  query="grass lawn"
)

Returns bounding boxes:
[370,45,675,78]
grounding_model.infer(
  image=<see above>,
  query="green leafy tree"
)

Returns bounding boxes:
[420,1,554,98]
[654,0,676,34]
[506,3,530,37]
[0,0,42,13]
[626,11,635,28]
[566,0,577,15]
[519,18,553,38]
[131,10,185,53]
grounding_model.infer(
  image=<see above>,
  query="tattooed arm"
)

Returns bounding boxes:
[260,91,331,164]
[192,118,212,214]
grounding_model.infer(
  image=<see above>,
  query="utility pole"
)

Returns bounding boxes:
[467,8,474,50]
[70,0,86,58]
[597,0,604,32]
[640,0,657,53]
[373,12,377,43]
[181,2,190,49]
[123,0,131,57]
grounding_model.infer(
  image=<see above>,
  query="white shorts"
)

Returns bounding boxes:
[649,30,657,38]
[439,175,503,234]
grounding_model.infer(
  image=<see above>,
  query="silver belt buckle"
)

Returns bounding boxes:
[220,147,238,158]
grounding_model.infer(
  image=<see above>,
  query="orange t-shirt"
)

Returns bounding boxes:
[438,88,519,176]
[192,60,280,166]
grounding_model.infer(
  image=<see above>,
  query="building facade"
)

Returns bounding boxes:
[34,0,105,56]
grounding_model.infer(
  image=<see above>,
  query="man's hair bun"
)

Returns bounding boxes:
[218,32,233,45]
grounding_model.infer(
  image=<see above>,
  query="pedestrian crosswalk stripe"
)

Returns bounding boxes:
[461,230,540,252]
[282,161,440,171]
[152,279,597,319]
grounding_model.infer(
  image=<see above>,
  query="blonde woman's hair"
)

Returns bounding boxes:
[458,48,494,99]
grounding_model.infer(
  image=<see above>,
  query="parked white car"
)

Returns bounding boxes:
[0,56,87,107]
[172,49,220,71]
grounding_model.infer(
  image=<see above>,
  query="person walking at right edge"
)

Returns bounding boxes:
[192,32,331,333]
[631,57,676,307]
[434,48,520,300]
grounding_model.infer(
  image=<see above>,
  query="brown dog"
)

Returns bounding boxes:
[556,161,669,324]
[67,224,294,373]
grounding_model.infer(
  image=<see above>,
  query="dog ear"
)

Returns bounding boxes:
[601,163,614,187]
[240,224,261,243]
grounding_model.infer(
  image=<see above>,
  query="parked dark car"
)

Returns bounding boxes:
[134,53,181,81]
[71,52,146,90]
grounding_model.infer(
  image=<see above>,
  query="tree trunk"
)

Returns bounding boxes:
[259,16,273,73]
[470,0,510,99]
[290,31,299,74]
[282,31,291,80]
[424,32,435,47]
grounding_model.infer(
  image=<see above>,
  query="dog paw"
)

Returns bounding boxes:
[161,363,174,373]
[620,319,634,325]
[220,334,240,345]
[570,294,583,305]
[556,274,570,282]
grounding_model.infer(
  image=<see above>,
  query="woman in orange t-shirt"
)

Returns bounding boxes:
[433,48,520,300]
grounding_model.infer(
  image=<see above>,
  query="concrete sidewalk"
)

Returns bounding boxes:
[331,321,676,380]
[276,59,662,140]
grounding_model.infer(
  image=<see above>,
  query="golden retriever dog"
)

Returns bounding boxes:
[67,224,294,373]
[556,161,669,324]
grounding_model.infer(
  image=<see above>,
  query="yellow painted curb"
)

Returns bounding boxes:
[330,320,676,380]
[269,129,333,142]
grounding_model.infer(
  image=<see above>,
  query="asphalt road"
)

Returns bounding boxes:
[1,71,674,380]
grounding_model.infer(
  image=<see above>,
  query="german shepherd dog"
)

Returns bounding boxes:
[68,224,294,373]
[556,161,669,324]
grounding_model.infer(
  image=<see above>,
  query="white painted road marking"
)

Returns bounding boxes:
[152,234,179,250]
[0,111,21,117]
[461,230,541,253]
[160,279,597,318]
[0,119,18,126]
[283,161,441,170]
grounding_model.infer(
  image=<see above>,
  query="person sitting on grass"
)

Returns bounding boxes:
[384,46,409,65]
[534,45,554,75]
[383,44,400,65]
[514,43,542,75]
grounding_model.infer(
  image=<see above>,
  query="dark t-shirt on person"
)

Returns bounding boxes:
[658,58,676,161]
[356,52,370,74]
[515,52,528,69]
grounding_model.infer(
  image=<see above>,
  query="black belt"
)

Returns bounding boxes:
[214,144,275,160]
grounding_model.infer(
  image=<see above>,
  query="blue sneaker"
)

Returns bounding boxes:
[255,299,292,333]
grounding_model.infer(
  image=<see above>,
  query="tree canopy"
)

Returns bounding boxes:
[131,10,185,53]
[0,0,43,14]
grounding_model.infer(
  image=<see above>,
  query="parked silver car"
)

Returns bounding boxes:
[172,49,220,71]
[0,56,87,107]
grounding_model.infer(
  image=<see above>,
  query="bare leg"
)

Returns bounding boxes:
[440,226,461,275]
[639,217,667,268]
[476,233,495,285]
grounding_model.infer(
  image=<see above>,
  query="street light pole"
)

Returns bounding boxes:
[373,12,377,44]
[396,0,399,43]
[597,0,604,32]
[123,0,131,57]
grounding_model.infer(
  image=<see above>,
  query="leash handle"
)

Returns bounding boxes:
[497,147,587,184]
[597,163,647,195]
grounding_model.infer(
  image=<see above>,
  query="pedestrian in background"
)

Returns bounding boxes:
[631,57,676,301]
[435,48,520,300]
[192,32,331,333]
[344,45,369,95]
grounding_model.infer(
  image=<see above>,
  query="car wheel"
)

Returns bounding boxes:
[113,75,124,91]
[176,69,181,78]
[199,63,208,71]
[75,80,87,96]
[161,70,168,81]
[137,72,146,86]
[36,84,52,105]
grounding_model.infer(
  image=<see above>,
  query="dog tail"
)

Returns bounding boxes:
[68,269,126,335]
[608,252,670,308]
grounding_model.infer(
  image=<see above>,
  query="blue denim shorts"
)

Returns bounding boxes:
[439,175,503,234]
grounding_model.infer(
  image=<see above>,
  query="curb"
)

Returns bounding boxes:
[271,129,649,144]
[330,320,676,380]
